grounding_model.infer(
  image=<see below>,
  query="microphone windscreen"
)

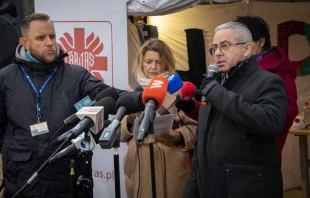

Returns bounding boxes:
[95,87,119,102]
[142,76,168,110]
[180,81,196,100]
[116,95,138,114]
[167,73,183,94]
[207,64,219,78]
[94,97,116,119]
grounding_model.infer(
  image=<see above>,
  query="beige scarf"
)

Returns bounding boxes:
[136,72,171,89]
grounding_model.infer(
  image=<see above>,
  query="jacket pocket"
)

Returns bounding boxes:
[224,161,263,198]
[5,150,32,183]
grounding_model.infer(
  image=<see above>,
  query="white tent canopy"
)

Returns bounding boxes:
[127,0,201,16]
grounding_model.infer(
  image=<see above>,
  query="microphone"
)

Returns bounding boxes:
[99,95,138,149]
[64,87,119,126]
[201,64,219,106]
[179,81,196,100]
[167,73,183,94]
[137,76,168,142]
[49,144,76,164]
[95,87,119,102]
[53,97,116,145]
[50,120,112,164]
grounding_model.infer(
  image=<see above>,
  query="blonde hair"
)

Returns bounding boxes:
[132,38,176,78]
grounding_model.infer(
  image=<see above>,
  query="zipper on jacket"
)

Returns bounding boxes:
[61,90,71,113]
[206,111,221,196]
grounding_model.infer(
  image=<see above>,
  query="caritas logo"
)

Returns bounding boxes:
[55,21,113,85]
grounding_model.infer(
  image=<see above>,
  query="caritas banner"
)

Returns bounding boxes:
[34,1,128,198]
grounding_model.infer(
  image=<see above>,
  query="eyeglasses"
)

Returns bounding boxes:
[209,42,247,56]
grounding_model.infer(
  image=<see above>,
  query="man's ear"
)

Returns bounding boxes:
[19,37,29,51]
[243,42,252,57]
[259,38,266,48]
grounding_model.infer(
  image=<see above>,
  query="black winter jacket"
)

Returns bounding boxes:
[184,57,288,198]
[0,45,142,198]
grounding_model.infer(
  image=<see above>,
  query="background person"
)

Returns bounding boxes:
[0,13,143,198]
[234,15,298,159]
[183,22,287,198]
[117,38,197,198]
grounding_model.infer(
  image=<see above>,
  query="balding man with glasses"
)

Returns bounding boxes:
[182,22,287,198]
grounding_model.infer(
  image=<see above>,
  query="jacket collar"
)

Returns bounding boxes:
[14,44,68,76]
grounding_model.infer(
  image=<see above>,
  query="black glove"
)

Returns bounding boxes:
[175,94,195,114]
[200,76,214,90]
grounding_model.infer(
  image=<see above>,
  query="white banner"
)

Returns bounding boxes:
[34,1,129,197]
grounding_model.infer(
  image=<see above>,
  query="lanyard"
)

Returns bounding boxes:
[20,65,58,123]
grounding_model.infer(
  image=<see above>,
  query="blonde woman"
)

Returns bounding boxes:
[118,38,197,198]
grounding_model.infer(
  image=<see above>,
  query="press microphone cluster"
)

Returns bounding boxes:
[53,97,116,145]
[50,120,112,164]
[63,87,119,126]
[137,76,168,142]
[99,95,138,149]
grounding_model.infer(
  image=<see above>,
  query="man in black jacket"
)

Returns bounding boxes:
[181,22,288,197]
[0,13,143,198]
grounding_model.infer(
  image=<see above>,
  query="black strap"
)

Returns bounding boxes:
[129,81,143,91]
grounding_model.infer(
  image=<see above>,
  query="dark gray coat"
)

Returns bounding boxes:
[184,57,287,198]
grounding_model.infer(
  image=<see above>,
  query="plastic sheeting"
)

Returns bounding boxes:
[127,0,201,16]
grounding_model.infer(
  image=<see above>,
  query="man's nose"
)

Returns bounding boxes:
[46,37,53,45]
[214,47,223,56]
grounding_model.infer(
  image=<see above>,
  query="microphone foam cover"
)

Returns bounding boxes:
[94,97,116,119]
[142,76,168,110]
[167,73,183,94]
[95,87,119,102]
[116,95,138,114]
[208,64,219,73]
[180,81,196,100]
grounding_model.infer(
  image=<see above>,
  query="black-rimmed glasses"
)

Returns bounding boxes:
[209,42,247,56]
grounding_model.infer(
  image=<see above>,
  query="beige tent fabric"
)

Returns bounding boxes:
[127,19,141,84]
[140,1,310,190]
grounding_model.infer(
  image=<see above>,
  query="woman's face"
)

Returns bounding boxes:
[142,50,162,79]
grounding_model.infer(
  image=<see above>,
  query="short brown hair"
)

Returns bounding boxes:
[21,13,51,37]
[132,38,176,78]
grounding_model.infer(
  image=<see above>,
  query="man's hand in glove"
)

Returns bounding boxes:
[155,130,183,147]
[196,76,216,96]
[175,95,195,114]
[200,76,214,90]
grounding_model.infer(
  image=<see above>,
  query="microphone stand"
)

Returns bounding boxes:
[112,136,121,198]
[76,132,94,198]
[12,140,68,198]
[138,113,156,198]
[149,128,156,198]
[70,158,77,198]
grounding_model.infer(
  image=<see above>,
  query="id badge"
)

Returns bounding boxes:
[30,122,49,137]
